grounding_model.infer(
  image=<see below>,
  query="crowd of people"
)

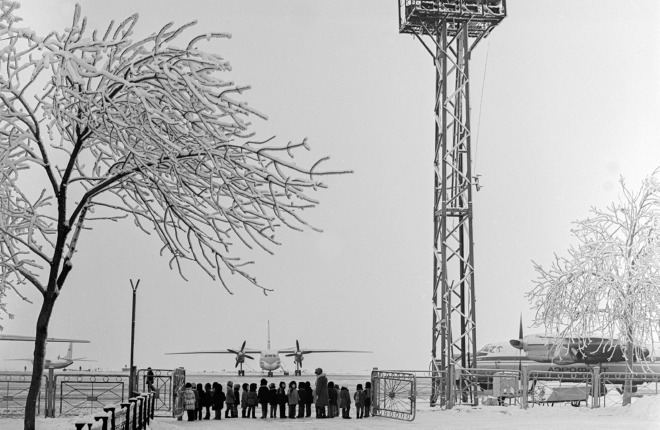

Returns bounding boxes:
[178,368,372,421]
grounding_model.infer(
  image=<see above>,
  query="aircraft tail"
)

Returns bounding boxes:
[267,320,271,350]
[63,342,73,360]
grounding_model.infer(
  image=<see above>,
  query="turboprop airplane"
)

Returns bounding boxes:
[167,323,371,376]
[6,342,95,370]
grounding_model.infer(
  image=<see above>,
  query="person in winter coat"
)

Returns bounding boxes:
[224,381,235,418]
[364,381,372,417]
[297,381,306,417]
[247,382,258,418]
[194,383,203,420]
[287,381,299,419]
[212,382,225,420]
[268,383,277,418]
[203,383,212,419]
[304,381,313,417]
[233,383,240,417]
[277,381,288,419]
[334,384,340,417]
[339,386,352,419]
[257,378,269,419]
[354,383,365,419]
[184,383,197,421]
[314,368,329,418]
[328,381,337,418]
[241,383,249,418]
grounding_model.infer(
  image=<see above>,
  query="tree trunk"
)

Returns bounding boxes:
[622,338,634,406]
[23,293,57,430]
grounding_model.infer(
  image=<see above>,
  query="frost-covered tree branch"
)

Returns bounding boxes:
[529,170,660,375]
[0,3,349,428]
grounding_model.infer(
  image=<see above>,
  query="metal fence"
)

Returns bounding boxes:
[372,366,660,421]
[0,372,47,416]
[0,368,180,418]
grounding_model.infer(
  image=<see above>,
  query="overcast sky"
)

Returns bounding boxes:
[2,1,659,374]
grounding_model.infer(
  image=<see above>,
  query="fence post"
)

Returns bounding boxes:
[150,391,155,419]
[592,366,600,408]
[94,414,109,430]
[521,367,528,410]
[47,367,55,418]
[103,405,116,430]
[128,398,138,430]
[136,396,144,430]
[120,402,131,430]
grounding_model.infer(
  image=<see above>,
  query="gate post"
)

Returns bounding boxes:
[46,367,55,417]
[521,367,529,410]
[592,366,600,408]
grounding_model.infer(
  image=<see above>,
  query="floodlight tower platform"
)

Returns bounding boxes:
[398,0,506,408]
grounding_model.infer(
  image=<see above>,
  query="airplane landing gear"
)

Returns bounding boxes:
[294,369,301,376]
[237,363,245,376]
[267,371,273,377]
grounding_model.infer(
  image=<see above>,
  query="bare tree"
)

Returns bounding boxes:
[0,3,348,428]
[529,170,660,404]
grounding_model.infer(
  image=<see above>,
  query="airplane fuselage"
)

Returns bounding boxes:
[258,349,282,372]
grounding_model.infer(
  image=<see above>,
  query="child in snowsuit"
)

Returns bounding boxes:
[277,381,288,418]
[247,382,258,418]
[241,383,249,418]
[195,383,204,420]
[268,383,277,418]
[287,381,299,419]
[297,381,306,417]
[328,381,338,418]
[233,383,240,417]
[224,381,234,418]
[184,383,197,421]
[340,386,351,419]
[258,378,269,419]
[364,381,372,417]
[203,383,212,419]
[212,382,225,420]
[354,383,365,419]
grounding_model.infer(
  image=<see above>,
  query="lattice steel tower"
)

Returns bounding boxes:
[398,1,506,407]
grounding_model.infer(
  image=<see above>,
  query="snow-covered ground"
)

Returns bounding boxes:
[3,396,659,430]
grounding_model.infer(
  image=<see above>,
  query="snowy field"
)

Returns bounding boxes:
[3,396,659,430]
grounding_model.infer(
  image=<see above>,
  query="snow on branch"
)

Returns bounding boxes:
[529,169,660,362]
[0,1,350,320]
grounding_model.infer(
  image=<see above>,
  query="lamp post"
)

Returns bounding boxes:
[129,279,140,396]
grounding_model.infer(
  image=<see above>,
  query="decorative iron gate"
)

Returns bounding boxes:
[136,367,184,417]
[0,373,46,416]
[371,370,416,421]
[55,373,127,416]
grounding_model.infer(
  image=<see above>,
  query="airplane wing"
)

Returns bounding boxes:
[0,334,90,343]
[277,348,371,354]
[166,349,262,355]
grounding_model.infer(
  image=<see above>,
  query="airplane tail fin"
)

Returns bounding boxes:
[64,342,73,360]
[267,320,271,350]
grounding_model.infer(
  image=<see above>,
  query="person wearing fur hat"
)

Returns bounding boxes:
[339,386,352,419]
[268,382,278,417]
[183,383,197,421]
[224,381,234,418]
[287,381,299,419]
[296,381,305,418]
[258,378,269,419]
[314,368,329,418]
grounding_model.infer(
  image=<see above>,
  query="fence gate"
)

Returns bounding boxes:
[136,368,184,417]
[0,373,46,417]
[371,370,416,421]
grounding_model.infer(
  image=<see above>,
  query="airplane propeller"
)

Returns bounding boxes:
[227,341,254,367]
[285,340,310,363]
